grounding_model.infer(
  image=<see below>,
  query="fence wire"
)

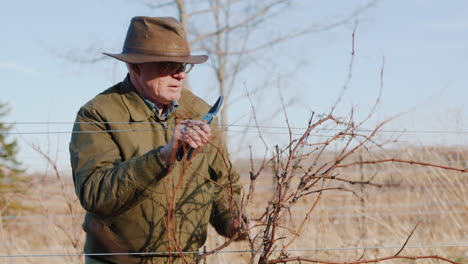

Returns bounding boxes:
[2,207,467,224]
[3,121,468,136]
[0,243,467,259]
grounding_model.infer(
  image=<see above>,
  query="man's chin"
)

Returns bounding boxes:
[171,91,182,101]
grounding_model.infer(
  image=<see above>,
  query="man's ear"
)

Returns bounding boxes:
[128,63,141,76]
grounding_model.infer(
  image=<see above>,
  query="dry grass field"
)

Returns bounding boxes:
[1,146,467,263]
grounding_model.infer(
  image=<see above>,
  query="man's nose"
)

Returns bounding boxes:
[172,71,187,80]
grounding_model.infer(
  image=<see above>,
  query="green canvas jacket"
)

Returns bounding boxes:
[69,76,242,264]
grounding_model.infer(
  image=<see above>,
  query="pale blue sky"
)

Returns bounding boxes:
[1,0,467,173]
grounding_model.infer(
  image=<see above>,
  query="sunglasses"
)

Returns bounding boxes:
[159,62,194,75]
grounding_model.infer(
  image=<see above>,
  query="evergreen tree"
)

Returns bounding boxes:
[0,102,22,181]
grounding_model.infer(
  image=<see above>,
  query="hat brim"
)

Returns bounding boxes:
[103,52,208,64]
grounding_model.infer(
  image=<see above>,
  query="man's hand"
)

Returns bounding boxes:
[225,214,254,241]
[160,120,211,165]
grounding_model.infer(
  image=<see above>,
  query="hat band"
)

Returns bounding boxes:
[123,47,191,57]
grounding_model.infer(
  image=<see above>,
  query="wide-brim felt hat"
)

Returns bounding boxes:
[104,16,208,64]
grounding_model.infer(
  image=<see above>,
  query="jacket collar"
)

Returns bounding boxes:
[120,75,155,122]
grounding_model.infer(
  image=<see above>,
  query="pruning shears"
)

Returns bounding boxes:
[176,96,224,161]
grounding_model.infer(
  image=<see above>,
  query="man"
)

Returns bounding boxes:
[70,16,245,264]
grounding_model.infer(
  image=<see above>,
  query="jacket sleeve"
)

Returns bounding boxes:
[208,120,244,236]
[69,106,168,218]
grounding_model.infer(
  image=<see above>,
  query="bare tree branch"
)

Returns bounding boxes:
[188,0,243,17]
[189,0,289,45]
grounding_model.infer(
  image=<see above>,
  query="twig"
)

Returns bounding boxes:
[393,221,420,256]
[336,159,468,173]
[267,255,462,264]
